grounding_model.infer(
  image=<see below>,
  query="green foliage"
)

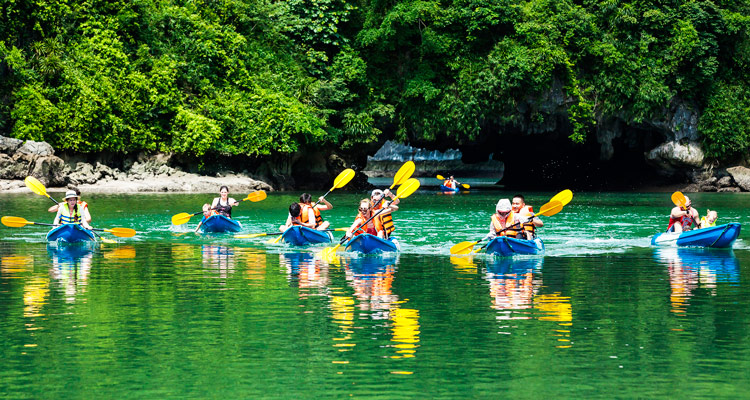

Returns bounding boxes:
[698,83,750,160]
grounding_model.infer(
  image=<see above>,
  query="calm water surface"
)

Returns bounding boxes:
[1,191,749,398]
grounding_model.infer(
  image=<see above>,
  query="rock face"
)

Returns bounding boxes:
[645,141,705,174]
[727,166,750,191]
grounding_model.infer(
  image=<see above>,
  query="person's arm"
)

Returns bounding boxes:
[484,222,497,241]
[671,206,689,219]
[346,218,363,238]
[230,197,239,207]
[53,210,62,226]
[81,206,92,224]
[316,197,332,211]
[301,209,316,228]
[383,189,400,208]
[531,216,543,227]
[48,204,59,213]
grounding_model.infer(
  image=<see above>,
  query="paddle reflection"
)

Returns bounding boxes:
[484,257,543,319]
[47,243,95,303]
[654,247,740,315]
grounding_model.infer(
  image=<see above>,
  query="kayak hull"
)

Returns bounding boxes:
[345,234,400,254]
[46,224,96,243]
[651,223,741,248]
[440,185,460,193]
[201,215,242,233]
[281,226,333,246]
[485,237,544,256]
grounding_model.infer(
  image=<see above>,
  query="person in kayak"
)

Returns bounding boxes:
[280,202,316,231]
[668,196,700,233]
[512,194,543,240]
[48,186,92,224]
[211,186,239,218]
[53,190,93,230]
[443,176,462,189]
[371,189,398,238]
[700,209,717,228]
[195,204,218,232]
[345,199,394,239]
[299,193,332,230]
[484,198,521,240]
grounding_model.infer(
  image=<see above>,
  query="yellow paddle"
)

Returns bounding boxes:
[311,168,356,208]
[436,174,469,189]
[171,190,267,225]
[450,199,564,255]
[369,161,416,210]
[25,176,59,204]
[2,216,136,237]
[320,177,421,258]
[550,189,574,207]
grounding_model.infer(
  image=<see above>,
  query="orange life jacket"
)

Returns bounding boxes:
[353,211,384,236]
[514,205,536,236]
[491,213,520,238]
[443,180,455,189]
[372,201,395,236]
[299,203,324,227]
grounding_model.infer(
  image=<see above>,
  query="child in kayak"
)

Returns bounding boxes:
[195,204,217,232]
[700,210,718,228]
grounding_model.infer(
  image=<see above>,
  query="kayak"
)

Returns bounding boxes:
[200,214,242,233]
[46,224,96,243]
[282,226,333,246]
[344,234,400,254]
[485,237,544,256]
[650,223,741,248]
[440,185,460,193]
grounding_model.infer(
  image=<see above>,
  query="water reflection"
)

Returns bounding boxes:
[484,257,543,319]
[279,252,330,297]
[201,245,235,278]
[344,255,400,317]
[48,243,94,303]
[654,247,740,315]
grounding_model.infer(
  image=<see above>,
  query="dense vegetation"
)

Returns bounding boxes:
[1,0,748,160]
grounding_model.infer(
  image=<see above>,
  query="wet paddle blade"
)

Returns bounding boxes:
[245,190,267,202]
[332,168,356,190]
[171,213,193,225]
[24,176,48,197]
[450,240,479,255]
[536,201,563,217]
[550,189,573,207]
[269,233,284,244]
[235,233,267,239]
[391,161,416,188]
[671,191,687,207]
[105,227,136,238]
[320,243,342,259]
[1,216,32,228]
[436,174,445,181]
[396,178,420,199]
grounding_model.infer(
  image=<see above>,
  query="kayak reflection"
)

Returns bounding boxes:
[279,252,330,297]
[47,243,95,303]
[342,254,400,318]
[654,247,740,314]
[484,257,544,318]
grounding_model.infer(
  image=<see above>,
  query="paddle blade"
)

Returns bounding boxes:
[245,190,267,202]
[536,201,563,217]
[396,178,420,199]
[171,213,193,225]
[461,184,470,189]
[450,240,480,255]
[436,174,445,180]
[332,168,356,190]
[1,216,31,228]
[105,227,136,238]
[671,191,687,207]
[392,161,416,188]
[550,189,573,207]
[320,243,342,259]
[269,233,284,244]
[24,176,48,196]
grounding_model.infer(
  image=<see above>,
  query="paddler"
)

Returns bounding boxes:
[298,193,332,230]
[345,199,394,239]
[443,176,459,189]
[280,202,315,231]
[195,204,218,233]
[211,186,239,218]
[484,198,521,241]
[512,194,543,240]
[48,186,92,224]
[371,189,398,238]
[668,195,699,233]
[53,190,93,230]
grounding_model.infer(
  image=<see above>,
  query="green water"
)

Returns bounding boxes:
[1,190,749,398]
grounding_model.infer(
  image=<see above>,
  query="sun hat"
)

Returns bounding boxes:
[64,190,78,200]
[496,199,511,212]
[371,189,384,198]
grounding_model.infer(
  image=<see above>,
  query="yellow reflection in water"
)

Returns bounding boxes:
[236,248,267,282]
[331,295,355,350]
[390,307,420,359]
[450,256,477,274]
[24,276,50,318]
[534,293,572,348]
[103,246,136,260]
[1,255,33,276]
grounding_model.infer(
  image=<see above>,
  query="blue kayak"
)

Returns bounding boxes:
[440,185,460,193]
[46,224,96,243]
[345,234,400,254]
[281,226,333,246]
[651,223,741,248]
[200,215,242,233]
[485,237,544,256]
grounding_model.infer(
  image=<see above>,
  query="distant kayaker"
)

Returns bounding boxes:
[371,189,398,238]
[299,193,332,230]
[512,194,543,240]
[668,196,699,233]
[280,202,316,231]
[443,176,459,189]
[700,209,718,229]
[211,186,239,218]
[48,186,91,224]
[195,204,218,233]
[345,199,393,239]
[485,199,521,240]
[53,190,93,230]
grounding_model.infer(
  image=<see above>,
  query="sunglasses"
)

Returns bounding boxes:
[359,207,370,212]
[497,211,510,215]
